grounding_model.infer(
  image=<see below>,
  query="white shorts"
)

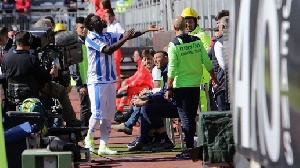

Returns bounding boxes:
[88,83,116,120]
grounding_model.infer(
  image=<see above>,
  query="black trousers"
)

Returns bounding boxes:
[215,90,230,111]
[79,91,91,127]
[174,87,200,149]
[143,100,178,130]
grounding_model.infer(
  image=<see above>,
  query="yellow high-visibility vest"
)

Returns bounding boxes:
[116,0,132,13]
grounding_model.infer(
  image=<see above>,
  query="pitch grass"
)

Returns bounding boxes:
[90,142,183,157]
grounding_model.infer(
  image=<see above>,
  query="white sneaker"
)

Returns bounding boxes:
[84,137,95,152]
[98,145,117,155]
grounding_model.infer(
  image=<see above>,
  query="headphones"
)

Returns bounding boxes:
[13,49,30,54]
[14,30,33,46]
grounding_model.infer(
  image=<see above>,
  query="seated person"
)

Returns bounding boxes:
[116,49,155,114]
[1,31,81,127]
[112,63,162,135]
[118,49,142,92]
[114,49,142,122]
[126,51,178,152]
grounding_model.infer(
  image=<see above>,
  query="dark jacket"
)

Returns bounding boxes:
[4,38,13,53]
[208,35,228,97]
[2,49,52,92]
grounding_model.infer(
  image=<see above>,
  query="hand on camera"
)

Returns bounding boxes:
[50,68,58,79]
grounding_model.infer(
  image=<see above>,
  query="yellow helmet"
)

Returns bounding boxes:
[181,7,199,20]
[54,23,66,32]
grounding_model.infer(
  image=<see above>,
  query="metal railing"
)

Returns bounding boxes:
[116,0,231,46]
[116,0,161,47]
[0,11,31,30]
[0,0,91,31]
[1,0,231,46]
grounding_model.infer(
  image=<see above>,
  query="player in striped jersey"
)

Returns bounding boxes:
[84,13,163,155]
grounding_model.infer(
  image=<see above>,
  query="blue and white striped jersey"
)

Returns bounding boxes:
[85,31,122,84]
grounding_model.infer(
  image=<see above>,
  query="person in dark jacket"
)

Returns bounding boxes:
[2,31,82,127]
[208,10,230,111]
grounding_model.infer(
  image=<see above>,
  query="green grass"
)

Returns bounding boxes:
[90,142,184,158]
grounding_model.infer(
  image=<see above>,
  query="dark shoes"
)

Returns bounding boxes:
[66,119,83,127]
[114,112,126,123]
[175,151,191,159]
[127,137,149,151]
[152,140,175,151]
[127,136,140,147]
[111,123,133,135]
[128,141,149,151]
[142,139,175,152]
[116,90,128,98]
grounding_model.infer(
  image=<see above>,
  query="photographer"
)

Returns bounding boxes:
[1,31,82,127]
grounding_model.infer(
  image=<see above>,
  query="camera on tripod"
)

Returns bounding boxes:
[28,27,83,87]
[29,26,83,68]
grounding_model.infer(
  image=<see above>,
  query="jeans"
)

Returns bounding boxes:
[126,106,151,143]
[124,106,141,129]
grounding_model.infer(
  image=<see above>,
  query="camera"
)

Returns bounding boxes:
[28,27,83,87]
[28,27,83,67]
[29,27,55,49]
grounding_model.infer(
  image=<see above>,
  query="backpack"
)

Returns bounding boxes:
[20,98,48,136]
